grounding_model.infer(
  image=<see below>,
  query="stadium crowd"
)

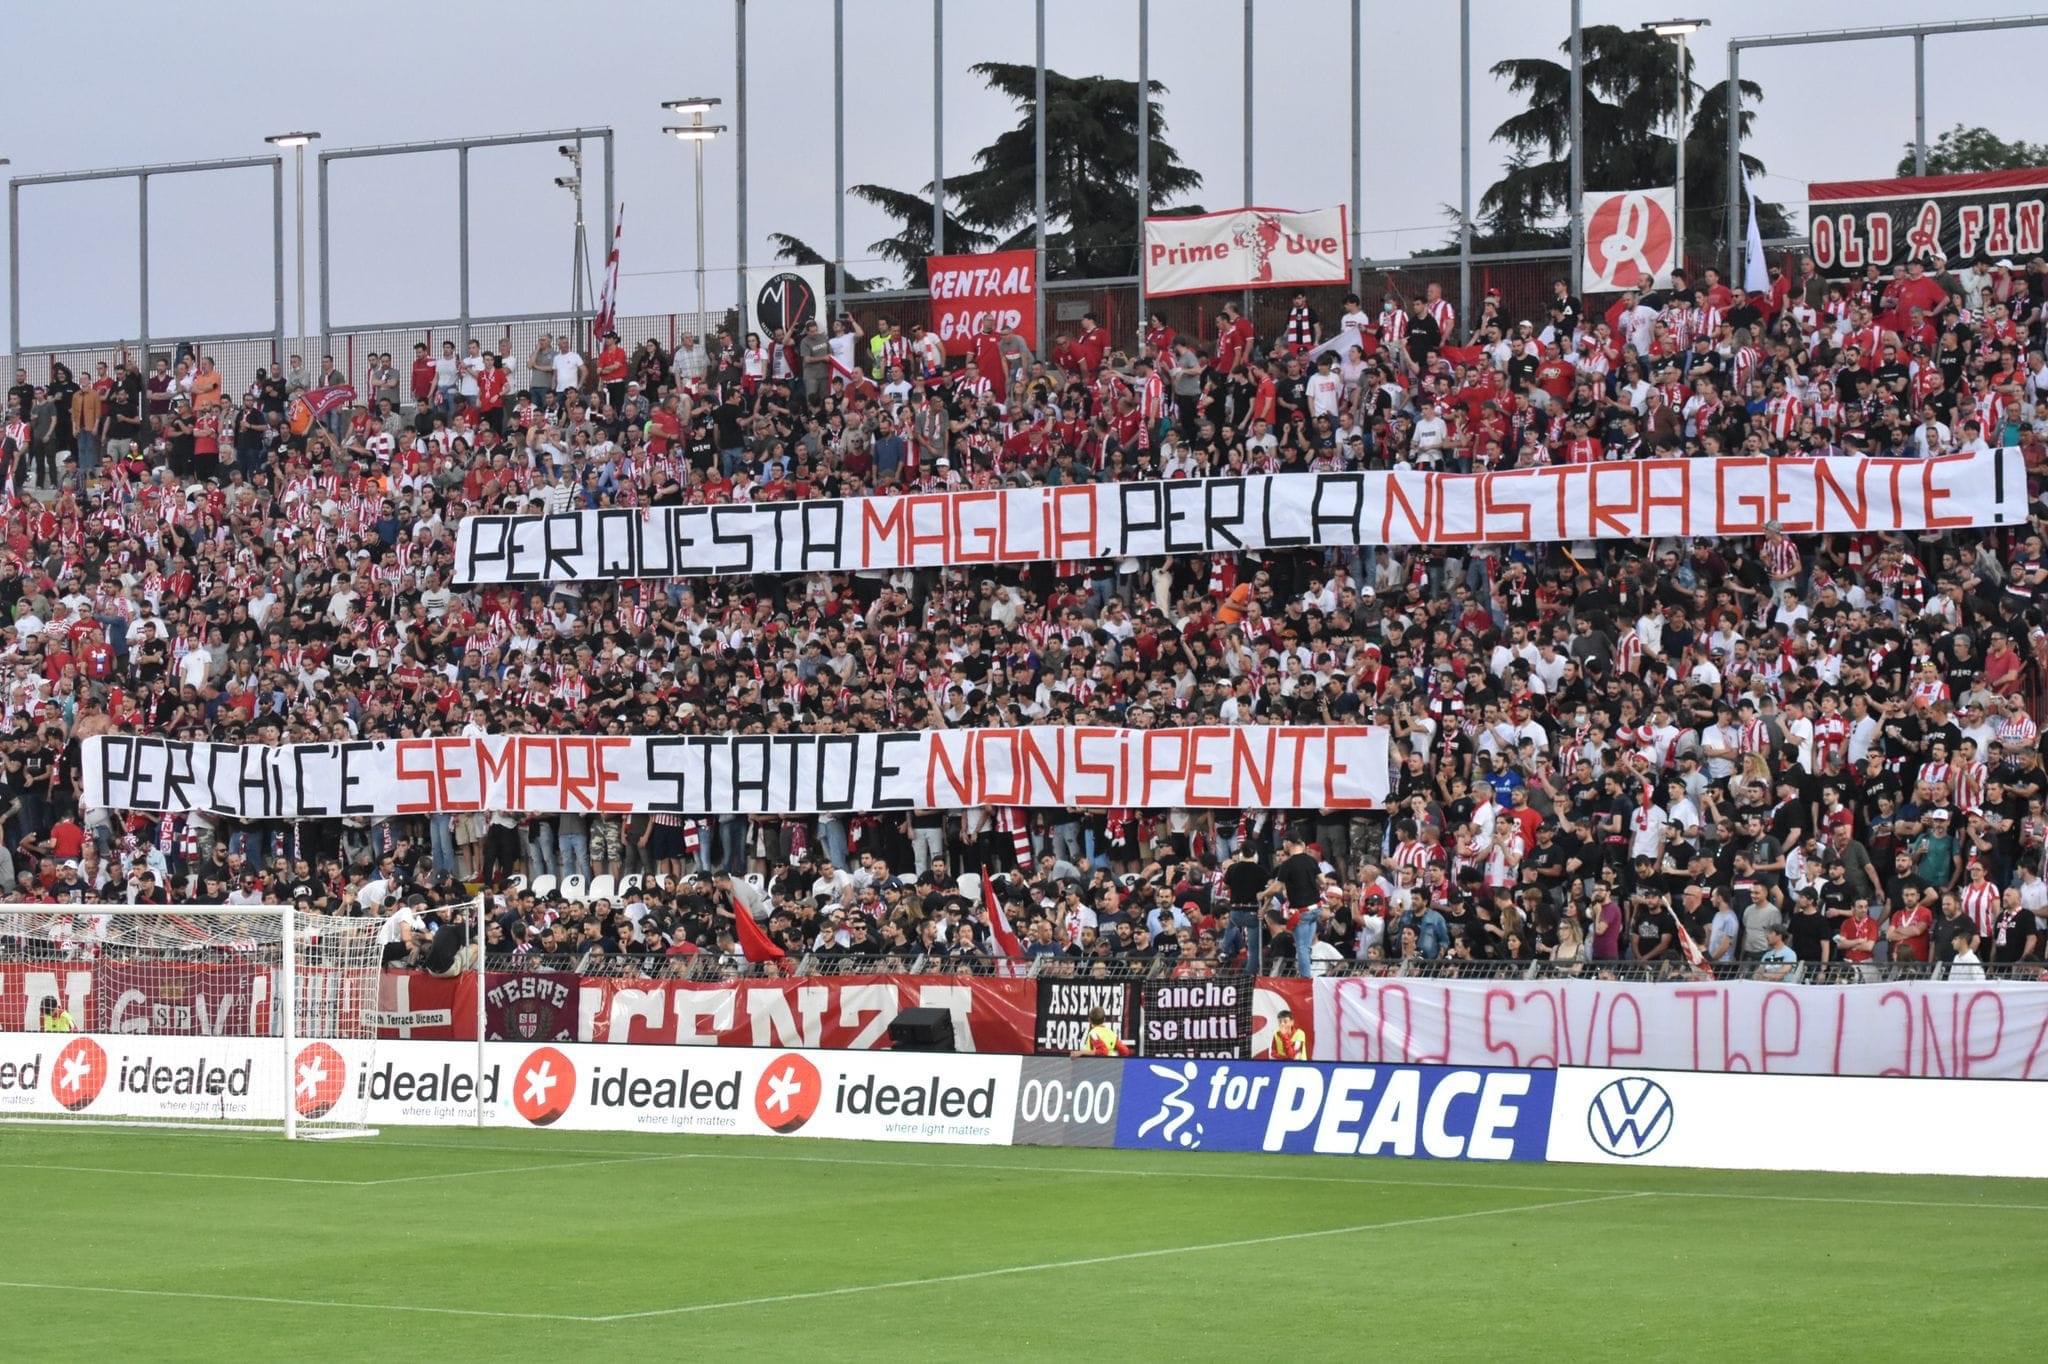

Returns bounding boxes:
[7,247,2048,981]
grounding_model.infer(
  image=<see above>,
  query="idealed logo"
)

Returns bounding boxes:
[513,1046,576,1126]
[1586,1076,1675,1158]
[293,1042,347,1119]
[50,1037,108,1112]
[753,1053,821,1134]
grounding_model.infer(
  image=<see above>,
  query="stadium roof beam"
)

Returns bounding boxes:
[315,127,614,353]
[9,151,284,367]
[1725,14,2048,282]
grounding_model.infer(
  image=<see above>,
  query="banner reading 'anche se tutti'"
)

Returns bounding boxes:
[454,451,2025,583]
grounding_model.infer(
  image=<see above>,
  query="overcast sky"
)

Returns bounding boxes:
[3,0,2040,350]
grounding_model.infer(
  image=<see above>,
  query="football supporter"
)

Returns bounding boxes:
[0,247,2043,990]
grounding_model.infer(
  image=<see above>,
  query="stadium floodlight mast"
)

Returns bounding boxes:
[556,143,596,348]
[264,132,320,379]
[1641,21,1707,274]
[663,97,726,336]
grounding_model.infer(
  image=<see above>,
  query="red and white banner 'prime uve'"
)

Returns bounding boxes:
[1313,976,2048,1080]
[82,724,1389,818]
[927,248,1038,357]
[451,452,2023,584]
[1143,206,1349,297]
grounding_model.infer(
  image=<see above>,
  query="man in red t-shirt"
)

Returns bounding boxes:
[1834,899,1880,964]
[1886,889,1934,963]
[969,322,1009,403]
[596,332,630,408]
[1216,303,1255,373]
[409,342,436,407]
[476,354,509,433]
[1070,313,1110,378]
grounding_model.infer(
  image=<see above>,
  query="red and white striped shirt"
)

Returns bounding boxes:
[1960,881,2001,939]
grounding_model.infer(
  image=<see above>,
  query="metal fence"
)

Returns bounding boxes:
[842,251,1575,358]
[475,952,2044,986]
[0,309,730,416]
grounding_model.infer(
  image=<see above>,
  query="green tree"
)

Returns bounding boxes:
[780,64,1200,288]
[1897,124,2048,176]
[1477,24,1791,262]
[766,234,880,294]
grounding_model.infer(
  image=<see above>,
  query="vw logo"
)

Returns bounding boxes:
[1586,1076,1675,1158]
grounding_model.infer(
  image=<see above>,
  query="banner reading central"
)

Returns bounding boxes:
[82,725,1390,818]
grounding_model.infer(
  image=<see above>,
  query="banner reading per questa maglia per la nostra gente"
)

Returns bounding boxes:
[453,452,2023,583]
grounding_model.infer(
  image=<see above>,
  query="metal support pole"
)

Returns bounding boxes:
[736,0,749,330]
[1674,33,1688,276]
[317,153,331,361]
[138,174,150,371]
[602,132,615,276]
[1913,34,1927,175]
[272,159,286,367]
[1137,0,1149,332]
[693,137,708,331]
[1350,0,1362,299]
[1569,0,1583,295]
[933,0,945,254]
[1242,0,1254,317]
[1725,44,1740,285]
[1033,0,1046,347]
[1458,0,1471,340]
[6,180,17,363]
[457,146,470,343]
[833,0,845,308]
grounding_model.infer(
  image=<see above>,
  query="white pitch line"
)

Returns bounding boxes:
[357,1152,700,1186]
[0,1280,587,1323]
[26,1131,2048,1213]
[321,1141,2048,1212]
[0,1162,367,1187]
[0,1192,1651,1326]
[586,1193,1654,1322]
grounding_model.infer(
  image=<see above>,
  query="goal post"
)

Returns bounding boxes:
[0,904,388,1139]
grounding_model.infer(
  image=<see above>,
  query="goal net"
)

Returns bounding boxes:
[0,905,385,1139]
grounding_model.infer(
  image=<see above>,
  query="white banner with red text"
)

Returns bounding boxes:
[1143,206,1350,297]
[453,452,2024,584]
[81,724,1389,818]
[1312,975,2048,1080]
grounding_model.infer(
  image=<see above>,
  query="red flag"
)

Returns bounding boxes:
[732,895,784,963]
[592,203,624,342]
[287,385,357,437]
[1669,906,1711,976]
[980,868,1024,960]
[1439,343,1488,368]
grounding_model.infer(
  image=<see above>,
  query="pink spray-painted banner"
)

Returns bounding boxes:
[1312,976,2048,1080]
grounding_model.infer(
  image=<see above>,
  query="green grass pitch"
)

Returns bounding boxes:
[0,1124,2041,1360]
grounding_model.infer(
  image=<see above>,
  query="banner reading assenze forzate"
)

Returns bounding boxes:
[453,452,2025,583]
[82,726,1390,819]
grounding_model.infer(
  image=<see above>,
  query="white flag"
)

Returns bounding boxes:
[1743,173,1769,295]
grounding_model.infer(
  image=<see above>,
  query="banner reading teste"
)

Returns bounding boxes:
[82,725,1390,818]
[454,451,2024,583]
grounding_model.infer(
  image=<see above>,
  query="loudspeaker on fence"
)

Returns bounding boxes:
[888,1006,956,1053]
